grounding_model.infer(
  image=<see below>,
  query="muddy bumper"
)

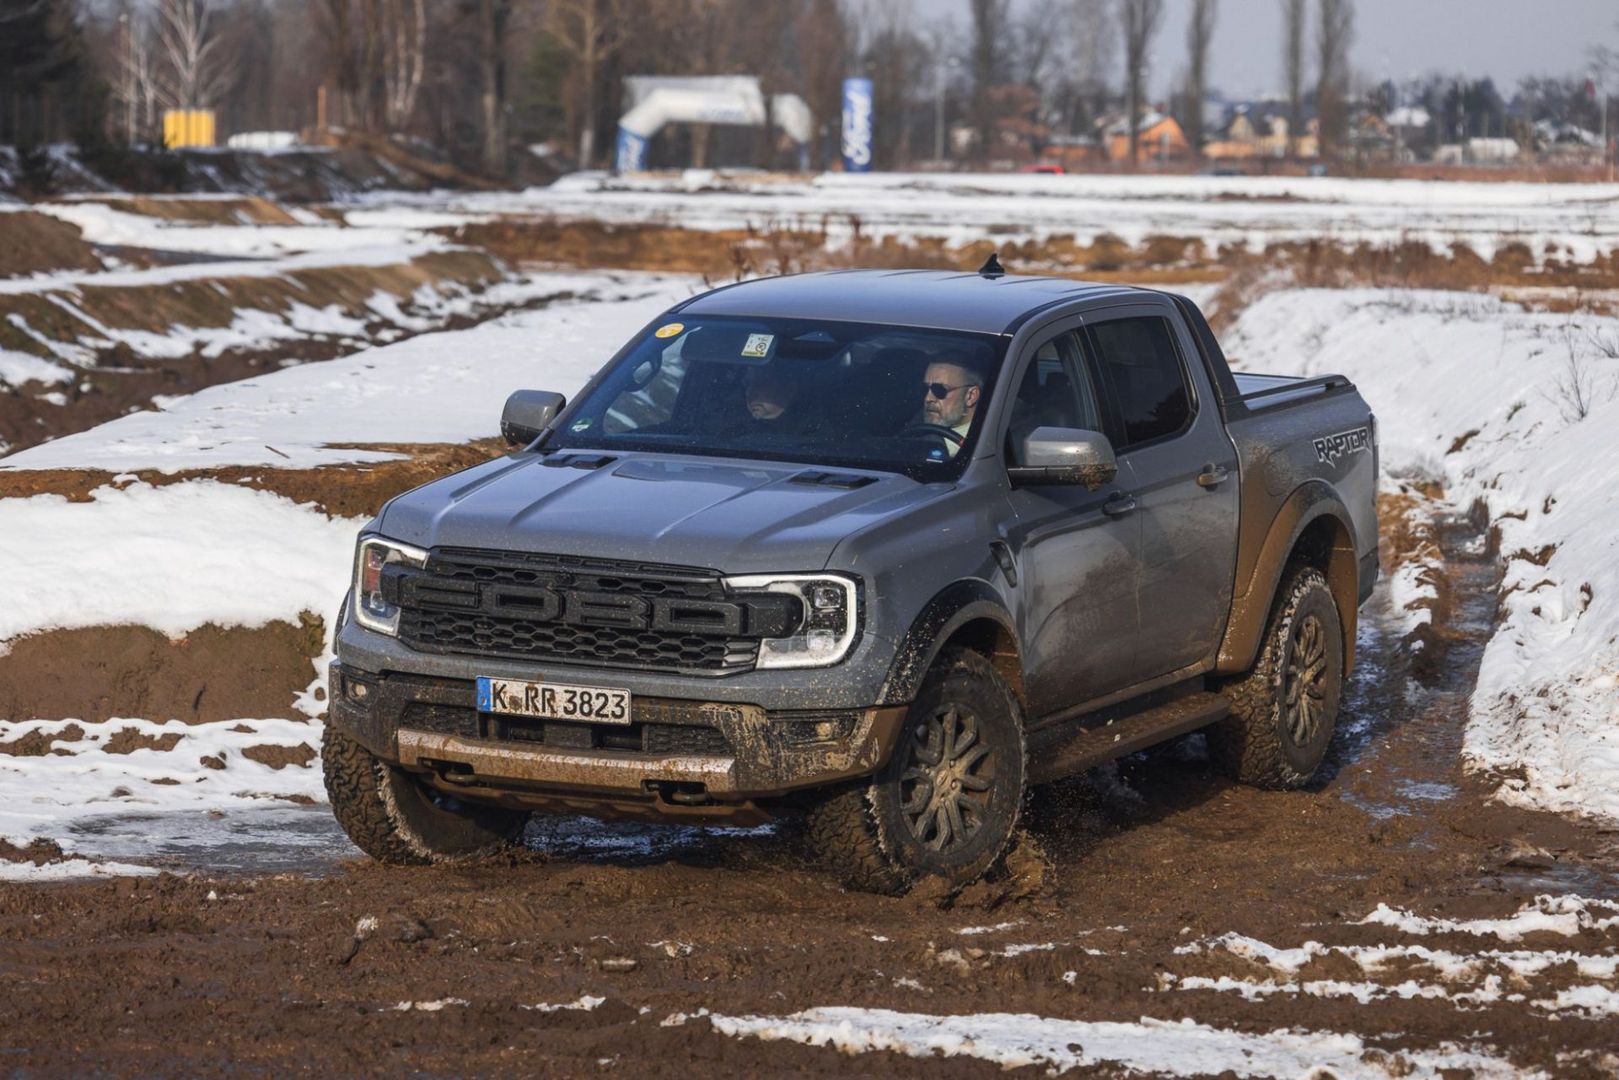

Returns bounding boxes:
[329,664,906,809]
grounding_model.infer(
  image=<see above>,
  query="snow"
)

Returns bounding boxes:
[364,171,1619,264]
[1222,288,1619,823]
[0,274,693,474]
[0,717,327,850]
[36,198,443,259]
[708,1007,1531,1078]
[0,347,73,388]
[1357,896,1619,941]
[0,481,356,646]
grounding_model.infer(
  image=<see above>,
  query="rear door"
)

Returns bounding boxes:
[1083,307,1239,676]
[1001,326,1143,718]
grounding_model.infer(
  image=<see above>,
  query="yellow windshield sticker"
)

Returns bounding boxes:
[654,322,684,339]
[741,333,774,358]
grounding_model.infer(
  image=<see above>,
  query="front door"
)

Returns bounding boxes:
[1002,328,1144,719]
[1085,310,1240,676]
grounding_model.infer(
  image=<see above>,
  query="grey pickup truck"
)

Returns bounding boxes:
[324,265,1378,893]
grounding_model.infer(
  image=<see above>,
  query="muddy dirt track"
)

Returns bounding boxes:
[3,514,1618,1077]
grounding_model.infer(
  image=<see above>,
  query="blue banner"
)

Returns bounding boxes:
[615,127,648,173]
[842,77,873,173]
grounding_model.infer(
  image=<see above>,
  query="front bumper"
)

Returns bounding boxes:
[329,662,907,812]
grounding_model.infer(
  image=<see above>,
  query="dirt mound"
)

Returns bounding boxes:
[0,210,102,278]
[0,616,325,724]
[74,194,300,226]
[0,723,83,756]
[0,439,509,517]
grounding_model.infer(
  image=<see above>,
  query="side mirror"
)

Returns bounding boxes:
[1008,426,1118,490]
[501,390,566,446]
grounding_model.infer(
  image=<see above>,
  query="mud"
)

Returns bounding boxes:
[0,210,103,278]
[3,505,1618,1075]
[0,616,325,724]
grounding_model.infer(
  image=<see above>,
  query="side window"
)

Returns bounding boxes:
[1005,331,1103,465]
[1088,317,1192,449]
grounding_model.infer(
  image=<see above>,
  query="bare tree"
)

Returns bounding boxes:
[155,0,237,110]
[1184,0,1215,153]
[317,0,358,126]
[1315,0,1354,158]
[380,0,426,130]
[1281,0,1305,156]
[798,0,852,168]
[1119,0,1163,166]
[113,5,161,142]
[1069,0,1115,131]
[968,0,1010,162]
[547,0,629,168]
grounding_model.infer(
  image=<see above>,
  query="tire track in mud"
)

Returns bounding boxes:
[3,500,1619,1074]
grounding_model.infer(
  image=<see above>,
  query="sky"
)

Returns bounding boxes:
[909,0,1619,100]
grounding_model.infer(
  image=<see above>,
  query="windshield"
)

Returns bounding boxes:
[548,315,1007,479]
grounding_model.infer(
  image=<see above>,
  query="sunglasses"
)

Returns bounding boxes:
[923,382,972,399]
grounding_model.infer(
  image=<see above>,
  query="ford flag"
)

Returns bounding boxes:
[842,77,873,173]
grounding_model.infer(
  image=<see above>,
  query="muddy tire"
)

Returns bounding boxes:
[803,648,1026,894]
[1210,566,1343,789]
[322,726,528,864]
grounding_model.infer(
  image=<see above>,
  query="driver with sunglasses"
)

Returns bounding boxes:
[920,357,984,457]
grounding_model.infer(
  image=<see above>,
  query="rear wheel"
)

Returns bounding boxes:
[1210,567,1343,789]
[322,726,528,864]
[804,648,1025,893]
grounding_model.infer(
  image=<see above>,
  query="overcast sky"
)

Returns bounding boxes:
[908,0,1619,100]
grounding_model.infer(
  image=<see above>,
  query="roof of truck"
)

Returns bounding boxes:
[675,269,1150,335]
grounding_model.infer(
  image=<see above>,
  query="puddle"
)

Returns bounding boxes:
[66,804,359,876]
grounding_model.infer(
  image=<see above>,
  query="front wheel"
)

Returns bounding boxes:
[1209,566,1344,789]
[322,726,528,864]
[804,648,1026,894]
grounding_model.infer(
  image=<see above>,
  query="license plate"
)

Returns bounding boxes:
[476,677,632,725]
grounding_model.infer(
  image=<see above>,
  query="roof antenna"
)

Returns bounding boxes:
[978,252,1006,278]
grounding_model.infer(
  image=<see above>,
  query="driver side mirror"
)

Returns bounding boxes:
[501,390,567,446]
[1008,427,1118,490]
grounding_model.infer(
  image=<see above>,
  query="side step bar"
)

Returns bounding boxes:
[1027,691,1230,785]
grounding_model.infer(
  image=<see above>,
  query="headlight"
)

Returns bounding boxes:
[351,535,428,636]
[724,573,859,669]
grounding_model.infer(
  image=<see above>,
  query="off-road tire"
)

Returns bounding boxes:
[1210,566,1343,789]
[322,726,528,864]
[803,648,1026,894]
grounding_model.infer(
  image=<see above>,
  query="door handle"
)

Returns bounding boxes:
[1196,464,1230,488]
[1102,492,1137,518]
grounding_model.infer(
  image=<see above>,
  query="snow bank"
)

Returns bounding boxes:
[710,1007,1528,1078]
[0,481,356,647]
[1223,288,1619,822]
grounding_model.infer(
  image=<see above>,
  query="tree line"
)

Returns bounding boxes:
[4,0,1615,178]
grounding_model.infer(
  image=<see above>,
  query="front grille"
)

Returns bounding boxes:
[392,549,791,675]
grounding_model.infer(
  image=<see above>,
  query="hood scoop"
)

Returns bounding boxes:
[542,453,617,471]
[789,469,878,490]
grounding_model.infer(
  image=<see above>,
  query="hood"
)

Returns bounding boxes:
[377,451,947,574]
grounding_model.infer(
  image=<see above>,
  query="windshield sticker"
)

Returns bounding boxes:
[654,322,684,339]
[1313,427,1370,464]
[570,417,594,432]
[741,333,775,358]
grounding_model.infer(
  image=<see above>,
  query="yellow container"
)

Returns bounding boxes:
[162,109,216,149]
